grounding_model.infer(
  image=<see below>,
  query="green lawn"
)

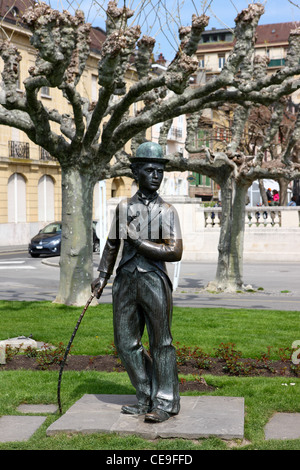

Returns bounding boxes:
[0,300,300,450]
[0,300,299,358]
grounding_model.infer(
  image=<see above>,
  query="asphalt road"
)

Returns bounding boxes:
[0,247,300,311]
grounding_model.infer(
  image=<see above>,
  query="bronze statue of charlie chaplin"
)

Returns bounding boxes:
[92,142,183,423]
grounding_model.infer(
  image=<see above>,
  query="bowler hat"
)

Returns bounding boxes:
[130,142,169,164]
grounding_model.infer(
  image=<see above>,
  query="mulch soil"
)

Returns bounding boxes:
[1,355,299,393]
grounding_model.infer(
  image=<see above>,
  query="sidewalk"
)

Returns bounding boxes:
[0,245,28,253]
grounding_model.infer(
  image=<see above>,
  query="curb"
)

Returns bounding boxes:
[41,258,60,268]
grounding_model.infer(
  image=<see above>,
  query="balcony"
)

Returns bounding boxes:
[40,148,56,162]
[8,141,30,159]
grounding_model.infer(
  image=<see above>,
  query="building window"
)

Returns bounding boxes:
[41,86,51,98]
[199,55,205,68]
[110,178,125,198]
[168,126,183,139]
[190,173,211,187]
[10,6,19,17]
[7,173,27,223]
[218,54,226,69]
[91,74,98,102]
[38,175,55,222]
[195,129,210,148]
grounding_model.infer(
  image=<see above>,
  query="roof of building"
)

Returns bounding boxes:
[89,27,106,53]
[0,0,35,21]
[197,21,300,52]
[256,22,300,45]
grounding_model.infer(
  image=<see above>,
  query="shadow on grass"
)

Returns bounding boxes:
[71,378,135,397]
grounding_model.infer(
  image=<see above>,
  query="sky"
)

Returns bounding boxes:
[49,0,300,60]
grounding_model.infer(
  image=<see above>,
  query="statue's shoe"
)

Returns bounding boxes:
[121,403,149,415]
[144,408,172,423]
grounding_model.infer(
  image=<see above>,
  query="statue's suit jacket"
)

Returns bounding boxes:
[97,191,183,284]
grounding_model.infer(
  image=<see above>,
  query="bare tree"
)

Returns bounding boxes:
[0,1,299,302]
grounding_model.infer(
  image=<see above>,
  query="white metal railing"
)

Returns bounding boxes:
[204,206,300,228]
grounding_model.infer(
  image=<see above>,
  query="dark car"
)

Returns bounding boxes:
[28,222,62,257]
[28,221,100,258]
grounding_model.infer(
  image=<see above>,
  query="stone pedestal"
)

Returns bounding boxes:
[46,394,245,440]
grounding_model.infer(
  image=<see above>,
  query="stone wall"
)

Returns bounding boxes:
[1,196,300,264]
[105,197,300,262]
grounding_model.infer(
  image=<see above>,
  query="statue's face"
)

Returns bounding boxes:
[137,162,164,194]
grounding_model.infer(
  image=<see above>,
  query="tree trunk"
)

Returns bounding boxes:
[259,179,268,206]
[279,178,289,206]
[54,167,95,306]
[208,177,249,292]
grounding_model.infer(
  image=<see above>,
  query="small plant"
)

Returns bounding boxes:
[195,354,211,370]
[105,341,118,357]
[290,363,300,376]
[175,342,211,368]
[88,356,96,366]
[278,346,293,362]
[214,342,242,361]
[5,344,21,362]
[214,342,253,376]
[35,342,68,370]
[175,343,192,365]
[256,346,275,374]
[24,345,39,357]
[191,374,207,384]
[222,357,254,376]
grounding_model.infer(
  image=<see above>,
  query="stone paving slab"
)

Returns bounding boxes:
[17,404,58,414]
[46,394,245,440]
[0,416,47,442]
[264,413,300,440]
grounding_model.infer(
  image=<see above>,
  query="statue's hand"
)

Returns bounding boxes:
[91,276,107,299]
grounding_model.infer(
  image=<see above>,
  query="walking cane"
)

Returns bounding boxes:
[57,292,97,414]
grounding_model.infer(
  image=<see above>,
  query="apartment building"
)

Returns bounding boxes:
[189,21,300,202]
[0,1,139,245]
[196,22,300,81]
